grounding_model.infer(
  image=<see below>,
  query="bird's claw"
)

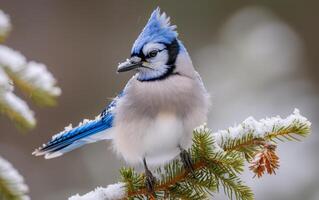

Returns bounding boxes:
[145,168,156,196]
[180,149,195,173]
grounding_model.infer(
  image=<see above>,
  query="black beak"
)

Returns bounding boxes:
[117,62,142,73]
[117,57,143,73]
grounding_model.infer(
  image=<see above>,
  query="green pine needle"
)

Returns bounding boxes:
[69,111,311,200]
[0,101,35,130]
[116,114,310,200]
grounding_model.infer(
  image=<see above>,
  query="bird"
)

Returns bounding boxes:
[33,7,210,193]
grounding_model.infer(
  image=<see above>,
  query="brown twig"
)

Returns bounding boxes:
[224,129,295,152]
[223,139,265,152]
[125,161,207,198]
[123,129,299,199]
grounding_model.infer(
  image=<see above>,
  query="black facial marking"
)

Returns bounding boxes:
[131,51,145,61]
[145,48,167,59]
[138,39,180,82]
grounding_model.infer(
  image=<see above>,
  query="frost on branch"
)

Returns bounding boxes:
[0,10,11,42]
[214,108,310,162]
[69,183,126,200]
[69,109,311,200]
[0,9,61,129]
[214,108,309,143]
[0,156,29,200]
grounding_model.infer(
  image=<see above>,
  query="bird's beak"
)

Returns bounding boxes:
[117,57,143,73]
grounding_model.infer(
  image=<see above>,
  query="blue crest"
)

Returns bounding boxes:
[131,7,178,54]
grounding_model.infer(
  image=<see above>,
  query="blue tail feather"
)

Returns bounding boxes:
[33,91,123,159]
[33,113,113,159]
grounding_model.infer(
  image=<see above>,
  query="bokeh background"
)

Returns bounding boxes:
[0,1,318,199]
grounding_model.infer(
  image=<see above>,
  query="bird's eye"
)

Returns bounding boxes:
[148,50,158,58]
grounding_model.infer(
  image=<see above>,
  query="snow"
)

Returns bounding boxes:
[0,43,60,127]
[50,123,74,140]
[0,10,11,37]
[194,122,211,133]
[117,59,132,72]
[0,45,26,72]
[50,116,100,141]
[213,109,310,145]
[0,53,39,126]
[65,123,73,131]
[69,182,126,200]
[67,109,311,200]
[0,46,61,96]
[19,61,61,96]
[0,92,35,125]
[0,67,13,92]
[0,156,30,200]
[194,123,224,152]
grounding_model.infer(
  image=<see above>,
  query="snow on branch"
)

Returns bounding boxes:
[215,108,310,156]
[0,45,26,72]
[0,156,29,200]
[68,109,311,200]
[219,108,308,138]
[0,9,61,129]
[0,10,11,42]
[69,183,126,200]
[0,90,36,128]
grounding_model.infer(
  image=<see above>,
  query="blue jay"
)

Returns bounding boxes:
[33,8,210,193]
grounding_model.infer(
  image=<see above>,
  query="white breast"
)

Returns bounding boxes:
[112,111,185,166]
[112,71,210,166]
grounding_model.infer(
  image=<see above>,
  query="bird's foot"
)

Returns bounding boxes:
[180,149,195,173]
[145,168,156,196]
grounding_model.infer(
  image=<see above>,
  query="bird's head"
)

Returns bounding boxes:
[118,8,193,81]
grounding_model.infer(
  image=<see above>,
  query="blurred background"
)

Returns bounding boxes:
[0,0,318,199]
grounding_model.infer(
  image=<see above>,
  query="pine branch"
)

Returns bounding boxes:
[0,156,29,200]
[120,130,253,200]
[69,109,311,200]
[0,10,11,43]
[4,62,61,107]
[0,9,61,130]
[216,109,310,162]
[0,96,35,130]
[0,8,60,199]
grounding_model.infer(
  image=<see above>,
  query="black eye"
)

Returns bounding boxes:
[148,50,158,58]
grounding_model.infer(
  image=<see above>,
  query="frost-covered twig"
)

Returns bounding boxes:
[0,9,61,129]
[0,66,35,129]
[214,108,309,143]
[0,45,61,106]
[0,8,60,200]
[0,90,36,129]
[0,156,29,200]
[0,10,11,42]
[215,108,310,158]
[68,109,311,200]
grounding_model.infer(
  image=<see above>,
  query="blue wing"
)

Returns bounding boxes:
[33,92,123,159]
